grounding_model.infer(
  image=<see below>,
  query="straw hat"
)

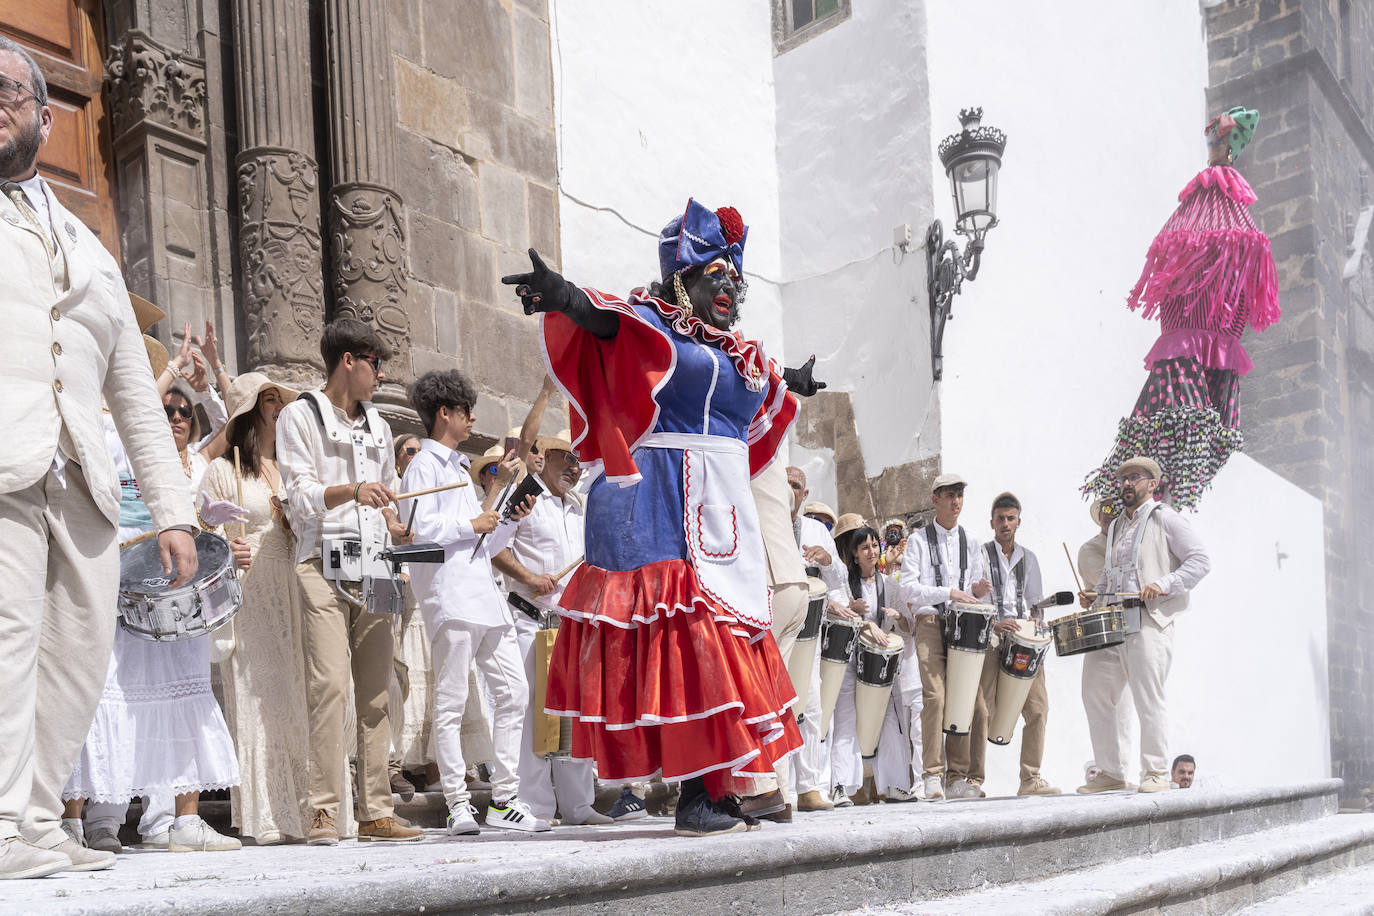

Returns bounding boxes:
[224,372,302,436]
[801,501,836,526]
[1117,456,1162,480]
[130,293,169,376]
[535,428,575,455]
[471,443,506,479]
[831,512,868,541]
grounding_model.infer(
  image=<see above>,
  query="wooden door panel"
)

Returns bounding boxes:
[1,1,118,254]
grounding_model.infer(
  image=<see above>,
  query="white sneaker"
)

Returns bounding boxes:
[168,817,242,852]
[86,826,122,853]
[60,818,84,846]
[885,785,922,802]
[946,777,983,800]
[0,837,70,880]
[921,775,945,801]
[51,838,115,872]
[446,803,481,836]
[486,796,551,833]
[830,784,854,808]
[139,831,170,849]
[1138,773,1173,793]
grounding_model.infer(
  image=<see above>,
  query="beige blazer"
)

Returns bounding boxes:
[750,457,807,588]
[0,180,195,531]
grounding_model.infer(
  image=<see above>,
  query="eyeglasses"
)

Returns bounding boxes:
[402,447,419,457]
[352,352,382,373]
[164,405,193,421]
[0,75,39,109]
[1118,472,1150,484]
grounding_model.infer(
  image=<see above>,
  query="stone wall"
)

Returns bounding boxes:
[1206,0,1374,795]
[386,0,561,441]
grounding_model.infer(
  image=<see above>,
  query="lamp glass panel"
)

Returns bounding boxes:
[951,157,999,234]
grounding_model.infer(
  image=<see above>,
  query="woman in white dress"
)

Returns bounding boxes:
[205,373,357,845]
[64,385,242,853]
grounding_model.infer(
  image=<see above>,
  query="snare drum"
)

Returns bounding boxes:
[1049,606,1128,657]
[787,577,830,720]
[118,531,242,641]
[854,630,902,757]
[988,620,1052,745]
[942,602,994,735]
[818,611,860,738]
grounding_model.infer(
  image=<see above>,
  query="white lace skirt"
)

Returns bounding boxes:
[64,625,241,803]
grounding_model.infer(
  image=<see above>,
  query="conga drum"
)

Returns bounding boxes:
[786,577,829,717]
[818,611,860,738]
[942,602,994,735]
[988,619,1052,745]
[532,626,571,757]
[853,629,903,757]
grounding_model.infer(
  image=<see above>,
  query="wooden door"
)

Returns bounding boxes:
[0,0,118,254]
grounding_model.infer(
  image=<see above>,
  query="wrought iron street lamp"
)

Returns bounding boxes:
[927,107,1007,380]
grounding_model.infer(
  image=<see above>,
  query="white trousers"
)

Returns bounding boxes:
[830,662,919,795]
[513,612,596,822]
[430,618,526,811]
[87,795,173,840]
[790,646,829,796]
[1082,617,1175,779]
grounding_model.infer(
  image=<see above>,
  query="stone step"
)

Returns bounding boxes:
[46,780,1342,915]
[1238,859,1374,915]
[882,811,1374,915]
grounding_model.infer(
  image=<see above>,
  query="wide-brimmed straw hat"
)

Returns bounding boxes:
[131,293,169,376]
[832,512,869,542]
[471,444,506,478]
[224,372,302,436]
[802,501,836,526]
[535,428,575,455]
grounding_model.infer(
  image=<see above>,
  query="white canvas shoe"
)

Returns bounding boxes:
[0,838,70,880]
[168,817,242,852]
[946,777,983,799]
[446,803,481,836]
[1138,773,1173,793]
[885,785,922,802]
[830,784,854,808]
[921,775,945,801]
[486,796,551,833]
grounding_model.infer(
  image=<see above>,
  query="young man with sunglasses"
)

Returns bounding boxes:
[277,318,420,844]
[1076,456,1210,795]
[0,38,198,878]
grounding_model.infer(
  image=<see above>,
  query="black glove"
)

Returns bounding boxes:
[501,248,616,340]
[783,355,827,397]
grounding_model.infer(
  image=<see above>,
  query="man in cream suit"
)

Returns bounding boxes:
[0,37,197,879]
[1076,456,1210,795]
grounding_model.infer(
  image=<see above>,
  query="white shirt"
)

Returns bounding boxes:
[985,542,1044,619]
[15,174,53,244]
[401,439,515,630]
[795,513,847,601]
[898,520,986,617]
[277,394,394,564]
[1094,502,1210,596]
[506,475,585,612]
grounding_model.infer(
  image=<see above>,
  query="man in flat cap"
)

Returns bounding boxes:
[1076,456,1210,794]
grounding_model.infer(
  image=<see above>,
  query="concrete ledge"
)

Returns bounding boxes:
[1240,857,1374,915]
[24,780,1342,915]
[906,810,1374,915]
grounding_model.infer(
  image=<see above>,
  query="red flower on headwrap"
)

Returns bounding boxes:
[715,207,745,246]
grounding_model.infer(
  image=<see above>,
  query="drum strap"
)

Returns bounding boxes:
[924,524,968,613]
[846,569,887,622]
[984,542,1026,618]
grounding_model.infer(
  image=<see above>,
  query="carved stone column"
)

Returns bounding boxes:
[325,0,412,400]
[231,0,325,383]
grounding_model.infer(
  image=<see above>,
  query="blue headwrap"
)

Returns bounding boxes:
[658,198,748,281]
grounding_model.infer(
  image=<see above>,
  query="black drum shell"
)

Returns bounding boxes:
[798,594,826,642]
[819,618,859,664]
[942,608,993,653]
[855,645,900,689]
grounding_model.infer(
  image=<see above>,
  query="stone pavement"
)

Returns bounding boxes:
[0,781,1350,915]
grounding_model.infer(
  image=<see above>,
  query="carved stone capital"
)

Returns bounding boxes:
[104,30,207,140]
[328,182,411,382]
[237,146,326,378]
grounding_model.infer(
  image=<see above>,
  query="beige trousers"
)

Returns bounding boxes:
[967,646,1048,786]
[297,559,395,821]
[913,616,971,781]
[768,580,808,801]
[0,464,117,846]
[1082,617,1175,780]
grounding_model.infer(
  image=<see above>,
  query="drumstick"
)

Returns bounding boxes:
[233,447,247,542]
[1062,542,1083,593]
[553,556,584,581]
[392,480,469,502]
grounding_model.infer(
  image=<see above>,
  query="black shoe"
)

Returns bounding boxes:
[718,796,763,830]
[674,791,749,838]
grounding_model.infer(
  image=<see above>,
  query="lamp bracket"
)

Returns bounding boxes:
[926,220,984,381]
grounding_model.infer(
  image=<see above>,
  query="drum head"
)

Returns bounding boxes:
[119,531,230,595]
[807,576,828,598]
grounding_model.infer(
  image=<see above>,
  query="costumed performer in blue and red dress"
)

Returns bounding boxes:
[502,199,809,837]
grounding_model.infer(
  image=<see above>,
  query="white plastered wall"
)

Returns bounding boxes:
[925,0,1330,789]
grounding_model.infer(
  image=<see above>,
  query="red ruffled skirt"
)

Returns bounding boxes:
[546,559,801,796]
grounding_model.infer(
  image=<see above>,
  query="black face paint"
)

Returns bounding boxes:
[684,261,743,331]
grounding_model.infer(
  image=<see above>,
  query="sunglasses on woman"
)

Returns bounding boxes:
[164,405,193,421]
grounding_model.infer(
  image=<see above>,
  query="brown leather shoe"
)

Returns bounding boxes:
[795,790,835,812]
[357,817,423,842]
[307,810,338,846]
[736,789,787,818]
[390,771,417,799]
[760,804,793,823]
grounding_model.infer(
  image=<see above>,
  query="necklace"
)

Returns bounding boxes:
[178,449,192,479]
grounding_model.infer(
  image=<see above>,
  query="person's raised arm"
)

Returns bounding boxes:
[518,374,557,467]
[502,248,618,340]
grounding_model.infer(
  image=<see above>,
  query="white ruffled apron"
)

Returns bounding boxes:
[640,432,772,631]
